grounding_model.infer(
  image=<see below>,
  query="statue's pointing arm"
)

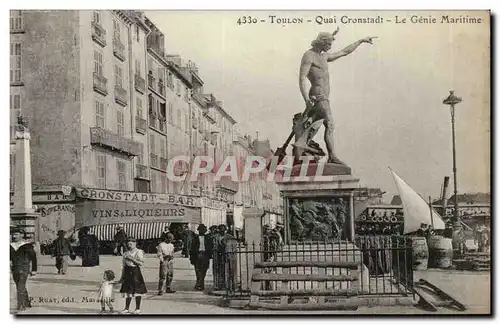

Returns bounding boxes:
[327,36,378,62]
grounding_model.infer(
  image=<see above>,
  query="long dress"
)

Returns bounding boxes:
[120,248,148,297]
[98,280,115,302]
[80,234,100,267]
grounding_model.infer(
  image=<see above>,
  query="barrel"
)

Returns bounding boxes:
[427,235,453,269]
[411,237,429,270]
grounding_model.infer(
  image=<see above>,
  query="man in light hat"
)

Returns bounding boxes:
[295,28,377,164]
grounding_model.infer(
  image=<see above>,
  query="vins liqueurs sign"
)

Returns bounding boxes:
[78,200,201,226]
[92,206,185,219]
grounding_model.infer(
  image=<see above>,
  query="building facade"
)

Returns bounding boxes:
[10,10,259,243]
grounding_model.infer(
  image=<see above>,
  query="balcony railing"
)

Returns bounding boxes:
[114,85,128,106]
[160,157,168,170]
[136,164,149,180]
[113,38,125,61]
[149,114,157,129]
[147,74,155,90]
[91,21,107,47]
[135,116,147,134]
[134,74,146,93]
[158,81,165,97]
[150,153,159,169]
[90,127,142,156]
[93,73,108,96]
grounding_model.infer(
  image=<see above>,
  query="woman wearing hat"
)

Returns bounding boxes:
[118,237,147,314]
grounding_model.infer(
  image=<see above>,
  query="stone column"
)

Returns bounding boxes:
[242,207,264,291]
[10,123,40,246]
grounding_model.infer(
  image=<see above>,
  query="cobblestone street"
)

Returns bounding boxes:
[10,254,490,315]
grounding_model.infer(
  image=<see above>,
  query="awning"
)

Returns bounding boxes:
[88,222,171,241]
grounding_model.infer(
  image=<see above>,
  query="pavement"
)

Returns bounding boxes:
[10,254,491,315]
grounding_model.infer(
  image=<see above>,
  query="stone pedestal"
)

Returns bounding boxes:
[10,130,40,243]
[277,163,359,243]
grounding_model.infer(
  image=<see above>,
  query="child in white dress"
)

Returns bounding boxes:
[98,270,116,314]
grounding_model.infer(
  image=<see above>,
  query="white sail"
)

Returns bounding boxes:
[389,168,445,234]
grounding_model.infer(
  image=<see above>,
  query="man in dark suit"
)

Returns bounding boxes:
[190,224,213,291]
[10,227,37,312]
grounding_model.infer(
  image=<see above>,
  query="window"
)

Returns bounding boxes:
[117,160,127,190]
[184,86,189,101]
[167,71,174,89]
[151,172,157,193]
[95,99,105,128]
[160,173,166,194]
[113,20,121,41]
[176,80,181,95]
[168,102,173,124]
[115,64,123,88]
[117,109,124,136]
[177,108,181,128]
[158,67,164,82]
[10,43,21,83]
[150,133,156,154]
[160,138,166,158]
[135,25,140,42]
[96,153,106,188]
[135,59,141,76]
[185,111,189,131]
[136,98,143,117]
[93,11,101,23]
[147,58,153,74]
[10,10,23,31]
[10,94,21,111]
[159,102,166,119]
[94,50,103,75]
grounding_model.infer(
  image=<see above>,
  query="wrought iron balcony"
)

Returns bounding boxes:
[150,153,159,169]
[160,157,168,170]
[149,114,157,129]
[135,115,146,134]
[134,74,146,94]
[90,127,142,156]
[136,163,149,180]
[114,85,128,106]
[147,74,155,90]
[93,73,108,96]
[217,176,239,193]
[113,38,125,61]
[91,21,107,47]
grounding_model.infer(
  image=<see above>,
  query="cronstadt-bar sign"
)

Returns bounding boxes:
[75,188,201,207]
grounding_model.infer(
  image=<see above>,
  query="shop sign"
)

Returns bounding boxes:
[75,188,201,207]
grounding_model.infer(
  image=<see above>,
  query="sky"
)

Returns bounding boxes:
[146,10,491,202]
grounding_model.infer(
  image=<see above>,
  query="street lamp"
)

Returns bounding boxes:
[443,90,462,225]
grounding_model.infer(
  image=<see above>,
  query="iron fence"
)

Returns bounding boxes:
[212,235,414,299]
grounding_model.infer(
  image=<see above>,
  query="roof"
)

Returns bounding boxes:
[433,193,491,205]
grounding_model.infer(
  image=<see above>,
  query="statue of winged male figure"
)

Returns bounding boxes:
[293,28,377,164]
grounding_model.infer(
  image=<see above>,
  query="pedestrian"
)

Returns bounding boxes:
[181,224,194,258]
[190,224,213,291]
[114,226,127,256]
[118,237,147,314]
[211,225,225,290]
[51,230,76,275]
[79,227,100,267]
[98,270,117,314]
[10,227,37,313]
[157,233,176,295]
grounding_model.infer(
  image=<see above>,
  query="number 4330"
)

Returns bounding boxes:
[237,16,258,25]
